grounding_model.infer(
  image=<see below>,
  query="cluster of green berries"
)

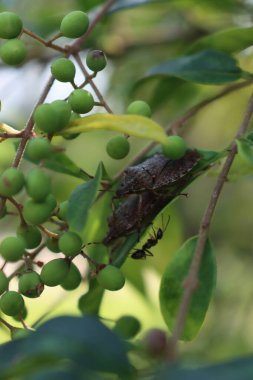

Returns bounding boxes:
[0,11,26,66]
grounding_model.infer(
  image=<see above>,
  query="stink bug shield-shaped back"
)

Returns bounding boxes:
[116,150,201,198]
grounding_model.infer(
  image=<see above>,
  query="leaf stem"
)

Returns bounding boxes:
[169,91,253,358]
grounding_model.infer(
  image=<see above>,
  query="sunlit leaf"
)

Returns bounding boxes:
[62,114,167,144]
[145,50,244,85]
[67,163,103,231]
[159,236,216,341]
[188,27,253,55]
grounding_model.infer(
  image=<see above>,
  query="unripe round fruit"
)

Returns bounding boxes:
[0,236,26,262]
[46,237,60,253]
[23,197,53,225]
[33,103,58,134]
[51,58,76,83]
[58,231,82,257]
[142,328,168,357]
[18,271,44,298]
[0,39,27,66]
[40,258,69,287]
[86,50,107,72]
[68,89,94,114]
[13,305,28,321]
[16,225,42,249]
[0,291,24,316]
[162,135,187,160]
[60,11,89,39]
[0,271,9,295]
[97,265,125,291]
[58,200,69,221]
[46,194,57,212]
[0,167,25,197]
[50,100,71,130]
[127,100,151,118]
[113,315,141,339]
[26,137,51,161]
[106,136,130,160]
[0,12,23,39]
[61,262,82,290]
[25,168,51,201]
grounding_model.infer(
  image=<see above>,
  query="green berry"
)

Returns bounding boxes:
[0,39,26,66]
[127,100,151,118]
[0,12,23,39]
[46,194,57,212]
[60,11,89,39]
[0,291,24,316]
[0,236,26,262]
[58,231,82,257]
[26,137,51,161]
[113,315,141,339]
[51,58,76,82]
[46,237,60,253]
[106,136,130,160]
[40,258,69,287]
[50,100,71,130]
[68,89,94,114]
[25,168,51,202]
[33,103,58,134]
[23,197,53,225]
[58,200,69,221]
[0,271,8,295]
[16,225,42,249]
[12,305,28,321]
[86,50,107,72]
[18,271,44,298]
[0,167,25,197]
[162,136,187,160]
[61,262,82,290]
[97,265,125,291]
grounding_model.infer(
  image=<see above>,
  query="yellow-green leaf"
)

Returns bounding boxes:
[61,114,167,144]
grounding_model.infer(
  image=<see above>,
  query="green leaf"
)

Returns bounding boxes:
[0,316,131,379]
[42,151,91,181]
[236,138,253,165]
[155,356,253,380]
[145,49,244,85]
[159,236,216,341]
[62,114,167,144]
[110,0,167,12]
[188,27,253,55]
[67,163,103,231]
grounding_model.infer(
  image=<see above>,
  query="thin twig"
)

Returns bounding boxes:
[22,28,67,54]
[169,91,253,357]
[168,79,253,134]
[73,52,113,113]
[69,0,117,54]
[12,75,55,168]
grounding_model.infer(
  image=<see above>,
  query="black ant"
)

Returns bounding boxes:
[130,216,170,260]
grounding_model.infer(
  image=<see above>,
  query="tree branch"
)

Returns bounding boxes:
[169,91,253,357]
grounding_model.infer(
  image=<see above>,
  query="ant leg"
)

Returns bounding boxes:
[145,249,154,256]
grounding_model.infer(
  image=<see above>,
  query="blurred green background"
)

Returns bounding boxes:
[1,0,253,365]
